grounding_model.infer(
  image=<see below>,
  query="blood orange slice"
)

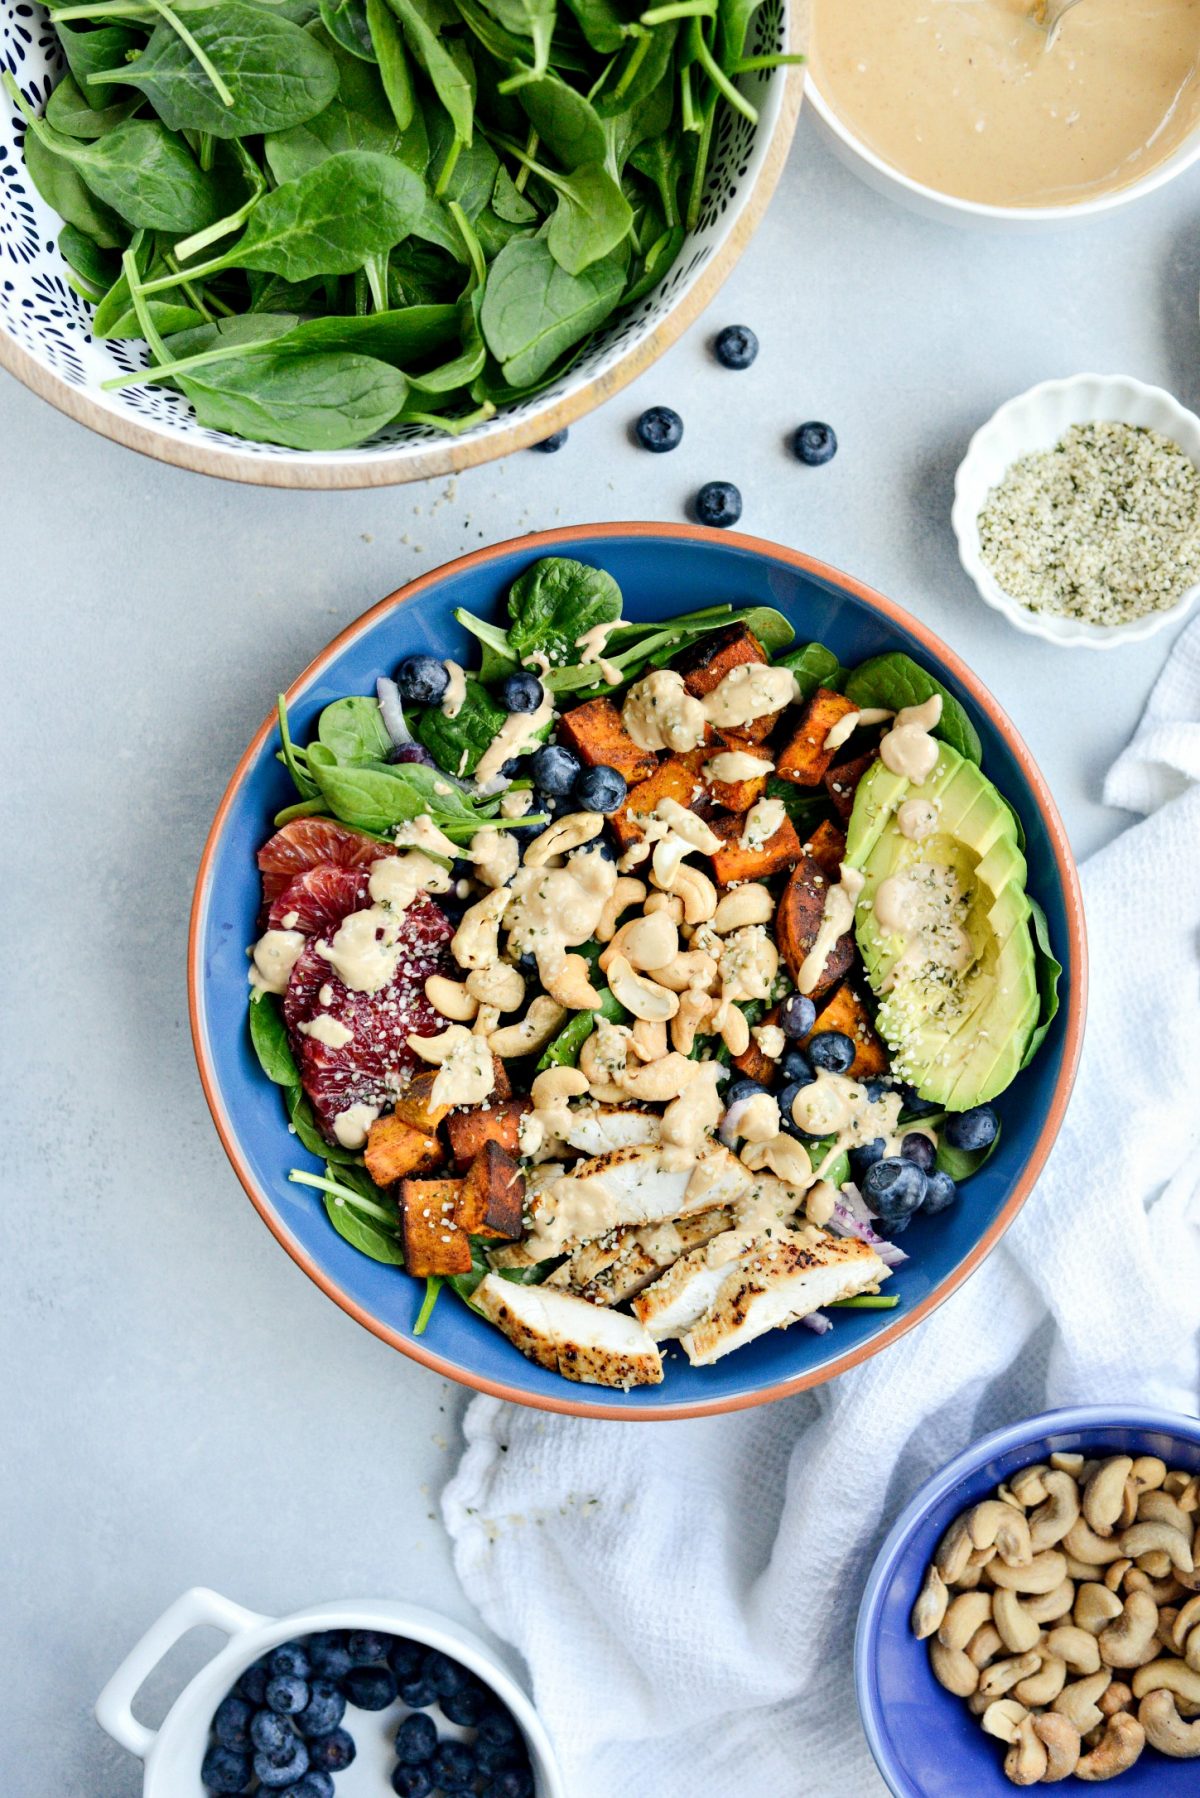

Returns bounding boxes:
[267,865,370,937]
[258,818,395,903]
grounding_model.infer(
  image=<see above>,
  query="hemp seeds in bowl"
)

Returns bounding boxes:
[952,376,1200,649]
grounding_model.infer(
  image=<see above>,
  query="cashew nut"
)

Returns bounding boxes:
[605,954,679,1022]
[1011,1464,1051,1508]
[979,1650,1042,1699]
[990,1550,1068,1594]
[939,1590,994,1652]
[719,1004,751,1058]
[1076,1583,1124,1636]
[1053,1669,1113,1734]
[1026,1579,1076,1624]
[1104,1559,1133,1593]
[968,1622,1004,1668]
[1064,1518,1125,1567]
[993,1589,1042,1654]
[670,988,715,1055]
[1131,1657,1200,1705]
[630,1017,669,1062]
[970,1500,1034,1568]
[1098,1681,1134,1718]
[1032,1712,1082,1782]
[1137,1490,1195,1543]
[1004,1714,1049,1786]
[530,1066,589,1110]
[540,951,602,1010]
[930,1640,979,1697]
[522,811,603,866]
[600,911,679,974]
[1126,1567,1184,1608]
[425,973,479,1021]
[1015,1653,1067,1707]
[711,883,774,932]
[643,889,684,922]
[1031,1470,1083,1551]
[1052,1453,1086,1477]
[487,995,567,1058]
[1120,1521,1194,1574]
[1075,1711,1145,1781]
[912,1564,949,1640]
[1139,1688,1200,1757]
[981,1697,1028,1743]
[466,962,526,1012]
[1130,1456,1169,1495]
[1084,1458,1134,1539]
[451,886,511,969]
[1098,1589,1161,1670]
[1171,1593,1200,1654]
[617,1052,699,1103]
[653,855,718,925]
[595,876,647,941]
[1046,1624,1102,1676]
[935,1514,975,1586]
[651,950,718,993]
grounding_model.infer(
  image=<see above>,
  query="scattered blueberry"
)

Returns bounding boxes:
[693,480,742,529]
[862,1157,928,1232]
[779,1047,812,1085]
[395,654,449,707]
[792,421,837,466]
[635,405,683,452]
[532,429,567,452]
[780,993,817,1040]
[499,757,525,778]
[265,1675,309,1716]
[397,1676,439,1710]
[296,1679,345,1739]
[395,1711,439,1765]
[574,763,627,813]
[807,1030,856,1075]
[251,1709,296,1756]
[254,1738,310,1789]
[392,1768,435,1798]
[848,1137,888,1183]
[483,1770,535,1798]
[237,1658,272,1706]
[387,743,435,767]
[530,742,580,797]
[213,1696,253,1752]
[430,1740,478,1792]
[922,1170,959,1214]
[897,1082,941,1119]
[387,1637,426,1682]
[900,1133,936,1172]
[306,1728,356,1774]
[342,1665,398,1710]
[201,1745,252,1794]
[500,670,544,714]
[724,1077,766,1109]
[477,1708,521,1754]
[943,1105,999,1152]
[441,1679,487,1727]
[278,1775,334,1798]
[713,324,758,369]
[422,1650,467,1698]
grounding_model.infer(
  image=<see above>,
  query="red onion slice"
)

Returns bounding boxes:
[376,676,411,746]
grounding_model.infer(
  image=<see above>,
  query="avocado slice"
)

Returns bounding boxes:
[845,744,1039,1107]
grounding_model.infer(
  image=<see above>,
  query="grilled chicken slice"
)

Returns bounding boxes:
[547,1207,735,1306]
[525,1143,751,1256]
[680,1233,888,1366]
[557,1103,662,1156]
[474,1275,664,1389]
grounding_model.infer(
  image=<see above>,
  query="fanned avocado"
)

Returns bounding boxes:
[845,744,1039,1107]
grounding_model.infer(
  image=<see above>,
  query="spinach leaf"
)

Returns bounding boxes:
[492,160,538,224]
[59,224,120,292]
[728,604,794,657]
[415,677,508,776]
[22,127,126,249]
[308,751,509,834]
[317,694,394,761]
[936,1120,1002,1183]
[366,0,415,126]
[325,1194,406,1261]
[480,234,624,386]
[488,0,557,84]
[263,40,405,180]
[286,1085,362,1160]
[1018,898,1061,1072]
[55,19,142,96]
[454,607,518,682]
[505,555,623,668]
[777,639,841,699]
[93,3,340,136]
[844,654,983,767]
[560,0,629,51]
[45,73,139,138]
[545,159,632,275]
[249,992,301,1085]
[384,0,475,146]
[320,0,376,58]
[267,303,460,365]
[535,987,624,1071]
[516,69,606,168]
[290,1164,407,1259]
[177,347,408,449]
[765,777,834,837]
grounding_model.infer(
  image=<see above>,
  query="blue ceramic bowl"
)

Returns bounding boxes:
[189,524,1086,1418]
[857,1405,1200,1796]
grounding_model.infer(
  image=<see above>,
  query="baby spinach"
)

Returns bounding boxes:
[936,1120,1002,1184]
[454,607,519,682]
[1018,899,1061,1071]
[249,991,301,1086]
[46,72,139,138]
[535,987,624,1071]
[319,0,376,58]
[22,127,126,248]
[176,346,409,449]
[480,234,625,386]
[317,694,394,761]
[416,677,508,775]
[289,1166,406,1261]
[506,555,623,667]
[287,1086,361,1162]
[543,158,632,275]
[777,639,841,698]
[844,654,983,767]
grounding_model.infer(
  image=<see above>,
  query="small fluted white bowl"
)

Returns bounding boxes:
[952,374,1200,649]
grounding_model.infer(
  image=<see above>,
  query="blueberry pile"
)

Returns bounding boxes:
[201,1631,534,1798]
[529,742,626,818]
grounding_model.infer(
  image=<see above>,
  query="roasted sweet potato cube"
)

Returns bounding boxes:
[610,756,702,849]
[803,983,888,1079]
[490,1054,512,1101]
[556,697,658,786]
[730,1003,782,1085]
[775,688,860,787]
[393,1068,450,1132]
[674,624,766,698]
[398,1177,472,1276]
[445,1096,531,1169]
[455,1141,526,1240]
[801,817,847,882]
[775,857,854,998]
[709,810,802,887]
[702,734,774,812]
[364,1114,444,1186]
[824,750,877,823]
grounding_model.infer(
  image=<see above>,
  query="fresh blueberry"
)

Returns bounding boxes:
[779,1048,812,1084]
[296,1679,345,1739]
[530,742,580,797]
[213,1696,254,1752]
[807,1030,856,1075]
[305,1728,356,1774]
[270,1644,311,1680]
[430,1741,478,1792]
[532,429,567,452]
[394,1711,439,1764]
[483,1770,535,1798]
[776,1081,807,1137]
[500,756,526,778]
[943,1105,999,1152]
[387,1637,426,1682]
[237,1658,272,1705]
[635,405,683,452]
[724,1077,766,1109]
[922,1170,959,1214]
[863,1078,890,1103]
[345,1629,390,1663]
[392,1769,435,1798]
[792,421,837,466]
[306,1633,352,1679]
[397,1676,438,1709]
[440,1679,487,1727]
[574,764,627,813]
[500,671,544,714]
[862,1158,928,1232]
[900,1133,936,1172]
[477,1709,520,1754]
[693,480,742,529]
[713,324,758,369]
[395,654,450,707]
[254,1737,310,1789]
[848,1137,887,1183]
[201,1745,252,1794]
[780,993,817,1040]
[387,743,435,767]
[265,1676,309,1716]
[897,1082,941,1119]
[278,1776,334,1798]
[421,1650,466,1697]
[251,1709,295,1756]
[342,1665,397,1710]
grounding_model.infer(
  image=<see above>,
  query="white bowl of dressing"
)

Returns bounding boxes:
[805,0,1200,229]
[952,373,1200,648]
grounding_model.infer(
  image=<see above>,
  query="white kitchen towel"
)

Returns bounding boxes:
[443,617,1200,1798]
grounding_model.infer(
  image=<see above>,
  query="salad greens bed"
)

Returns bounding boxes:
[9,0,800,449]
[247,556,1061,1343]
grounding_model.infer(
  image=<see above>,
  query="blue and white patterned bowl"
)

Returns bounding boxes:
[0,2,801,486]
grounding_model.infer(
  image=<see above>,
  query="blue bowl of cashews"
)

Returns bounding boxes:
[855,1405,1200,1796]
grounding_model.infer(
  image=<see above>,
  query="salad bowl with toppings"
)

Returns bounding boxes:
[190,525,1085,1417]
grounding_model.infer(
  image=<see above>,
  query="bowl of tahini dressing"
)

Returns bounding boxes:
[806,0,1200,225]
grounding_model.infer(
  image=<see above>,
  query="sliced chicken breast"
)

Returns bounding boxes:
[547,1207,734,1306]
[474,1275,664,1389]
[558,1103,662,1156]
[525,1144,752,1255]
[680,1233,889,1367]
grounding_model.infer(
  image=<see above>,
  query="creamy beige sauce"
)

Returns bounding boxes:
[504,844,618,978]
[622,663,800,752]
[499,786,534,819]
[369,849,452,909]
[704,748,774,783]
[248,928,305,995]
[474,686,556,786]
[797,863,865,994]
[317,906,404,994]
[898,798,940,842]
[739,796,787,851]
[575,620,623,685]
[298,1013,354,1049]
[441,660,466,719]
[332,1101,380,1149]
[824,709,861,753]
[407,1021,496,1109]
[874,862,974,987]
[811,0,1200,209]
[879,696,943,785]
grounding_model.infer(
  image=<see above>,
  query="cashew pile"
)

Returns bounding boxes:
[913,1451,1200,1781]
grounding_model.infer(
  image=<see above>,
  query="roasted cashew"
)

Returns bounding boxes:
[1046,1624,1102,1676]
[522,811,603,866]
[970,1499,1033,1568]
[1131,1657,1200,1705]
[1171,1592,1200,1654]
[968,1622,1004,1668]
[1065,1518,1125,1567]
[451,886,511,969]
[930,1640,979,1697]
[1126,1567,1184,1608]
[993,1590,1042,1654]
[1084,1458,1134,1540]
[1052,1453,1086,1477]
[981,1698,1028,1743]
[935,1514,975,1587]
[990,1550,1068,1594]
[600,911,679,974]
[595,877,647,942]
[1032,1712,1081,1782]
[1076,1583,1124,1636]
[657,859,717,924]
[979,1650,1042,1699]
[650,950,718,993]
[1016,1654,1067,1707]
[670,988,715,1055]
[425,973,479,1021]
[488,996,567,1058]
[1139,1688,1200,1757]
[1098,1589,1161,1670]
[1031,1470,1083,1551]
[1004,1715,1048,1786]
[1010,1464,1051,1508]
[939,1590,994,1653]
[540,952,602,1011]
[1121,1521,1194,1574]
[617,1052,699,1104]
[1053,1670,1114,1734]
[1104,1559,1133,1593]
[1138,1491,1195,1543]
[719,1004,751,1058]
[912,1564,950,1640]
[1025,1579,1076,1624]
[643,889,684,922]
[605,955,680,1022]
[711,883,774,932]
[630,1017,669,1062]
[466,962,525,1012]
[1099,1681,1134,1718]
[1075,1712,1145,1780]
[1130,1456,1169,1495]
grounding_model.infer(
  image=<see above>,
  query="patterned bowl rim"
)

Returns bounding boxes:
[0,13,804,488]
[188,520,1089,1421]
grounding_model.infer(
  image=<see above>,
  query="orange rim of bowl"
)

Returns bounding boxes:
[0,59,802,490]
[188,522,1088,1419]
